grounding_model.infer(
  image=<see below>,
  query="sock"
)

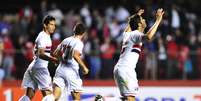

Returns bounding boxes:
[18,95,30,101]
[42,94,55,101]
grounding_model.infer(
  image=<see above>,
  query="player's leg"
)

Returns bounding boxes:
[40,83,55,101]
[70,83,83,101]
[19,66,36,101]
[53,67,66,101]
[18,95,30,101]
[53,84,62,101]
[32,68,55,100]
[41,90,55,101]
[126,96,136,101]
[26,87,35,99]
[69,73,83,101]
[114,68,138,101]
[41,89,52,97]
[120,96,135,101]
[18,87,35,101]
[71,90,81,100]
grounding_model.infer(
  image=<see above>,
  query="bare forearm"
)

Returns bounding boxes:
[74,56,87,70]
[146,8,164,40]
[39,54,57,62]
[53,49,61,59]
[145,20,161,40]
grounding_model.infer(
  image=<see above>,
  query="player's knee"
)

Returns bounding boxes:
[41,89,52,97]
[26,94,34,100]
[54,98,59,101]
[53,84,62,101]
[71,91,80,100]
[18,95,31,101]
[42,94,55,101]
[121,96,135,101]
[25,88,35,99]
[54,94,61,101]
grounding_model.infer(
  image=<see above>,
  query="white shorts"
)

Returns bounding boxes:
[113,65,139,97]
[21,66,52,91]
[53,65,83,93]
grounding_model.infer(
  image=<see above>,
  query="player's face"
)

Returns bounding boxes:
[45,20,56,34]
[140,16,146,28]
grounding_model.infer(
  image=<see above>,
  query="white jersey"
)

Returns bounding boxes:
[22,31,52,91]
[57,36,84,71]
[115,30,144,69]
[53,36,84,95]
[31,31,52,68]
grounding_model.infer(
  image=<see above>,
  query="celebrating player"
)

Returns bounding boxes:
[113,8,164,101]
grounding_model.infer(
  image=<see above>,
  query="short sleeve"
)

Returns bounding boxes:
[37,35,47,48]
[73,41,84,54]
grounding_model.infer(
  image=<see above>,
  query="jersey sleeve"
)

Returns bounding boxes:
[74,41,84,54]
[36,34,47,48]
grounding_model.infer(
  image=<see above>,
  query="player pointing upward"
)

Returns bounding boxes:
[113,8,164,101]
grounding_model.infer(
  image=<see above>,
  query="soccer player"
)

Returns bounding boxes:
[52,23,89,101]
[19,15,58,101]
[113,8,164,101]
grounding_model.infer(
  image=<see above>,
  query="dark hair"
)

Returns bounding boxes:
[42,15,56,25]
[128,14,141,31]
[73,23,86,35]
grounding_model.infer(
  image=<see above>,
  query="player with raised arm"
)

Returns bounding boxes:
[52,23,89,101]
[19,15,58,101]
[113,8,164,101]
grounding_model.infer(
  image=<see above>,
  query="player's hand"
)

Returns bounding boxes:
[156,8,164,22]
[137,9,144,16]
[52,57,59,64]
[82,67,89,75]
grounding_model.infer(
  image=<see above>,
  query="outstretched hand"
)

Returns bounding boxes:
[156,8,164,22]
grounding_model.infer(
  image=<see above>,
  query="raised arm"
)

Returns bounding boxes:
[145,8,164,40]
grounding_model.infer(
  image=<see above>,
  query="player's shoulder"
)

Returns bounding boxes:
[39,31,46,35]
[35,31,43,40]
[128,30,144,38]
[37,31,47,38]
[123,30,139,35]
[74,38,83,47]
[129,30,141,34]
[63,36,72,42]
[61,36,74,45]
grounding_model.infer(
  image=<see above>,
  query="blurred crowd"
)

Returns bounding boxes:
[0,0,201,81]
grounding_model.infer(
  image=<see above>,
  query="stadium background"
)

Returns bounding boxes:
[0,0,201,100]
